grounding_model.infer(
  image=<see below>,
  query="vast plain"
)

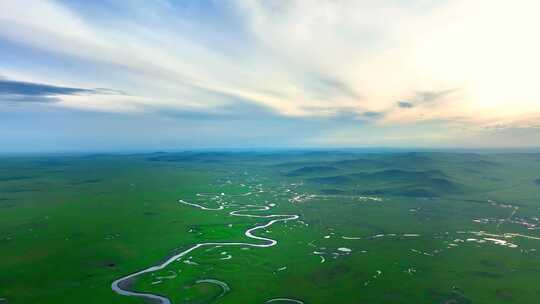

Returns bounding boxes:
[1,151,540,303]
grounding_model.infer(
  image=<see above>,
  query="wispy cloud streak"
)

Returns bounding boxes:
[0,0,539,149]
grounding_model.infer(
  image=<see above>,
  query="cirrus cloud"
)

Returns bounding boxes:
[0,0,539,150]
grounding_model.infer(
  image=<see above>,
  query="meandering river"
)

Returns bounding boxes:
[111,197,301,304]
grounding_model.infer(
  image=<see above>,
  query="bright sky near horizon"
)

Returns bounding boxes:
[1,0,539,152]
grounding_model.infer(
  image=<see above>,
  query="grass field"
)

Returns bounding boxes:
[1,151,540,303]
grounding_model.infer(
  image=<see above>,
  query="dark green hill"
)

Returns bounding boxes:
[308,175,352,185]
[359,188,438,198]
[286,166,339,176]
[307,168,461,197]
[333,158,388,168]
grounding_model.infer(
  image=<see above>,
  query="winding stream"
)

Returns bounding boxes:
[111,197,301,304]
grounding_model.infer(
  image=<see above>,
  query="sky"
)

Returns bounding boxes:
[1,0,540,152]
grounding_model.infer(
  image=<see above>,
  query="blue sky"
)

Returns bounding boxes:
[1,0,539,152]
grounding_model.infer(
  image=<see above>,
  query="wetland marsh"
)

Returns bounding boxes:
[1,151,540,303]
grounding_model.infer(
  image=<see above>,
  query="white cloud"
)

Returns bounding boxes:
[1,0,540,146]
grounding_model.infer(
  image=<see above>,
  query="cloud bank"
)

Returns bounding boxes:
[1,0,539,151]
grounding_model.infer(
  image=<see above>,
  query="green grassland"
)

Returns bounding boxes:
[1,151,540,303]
